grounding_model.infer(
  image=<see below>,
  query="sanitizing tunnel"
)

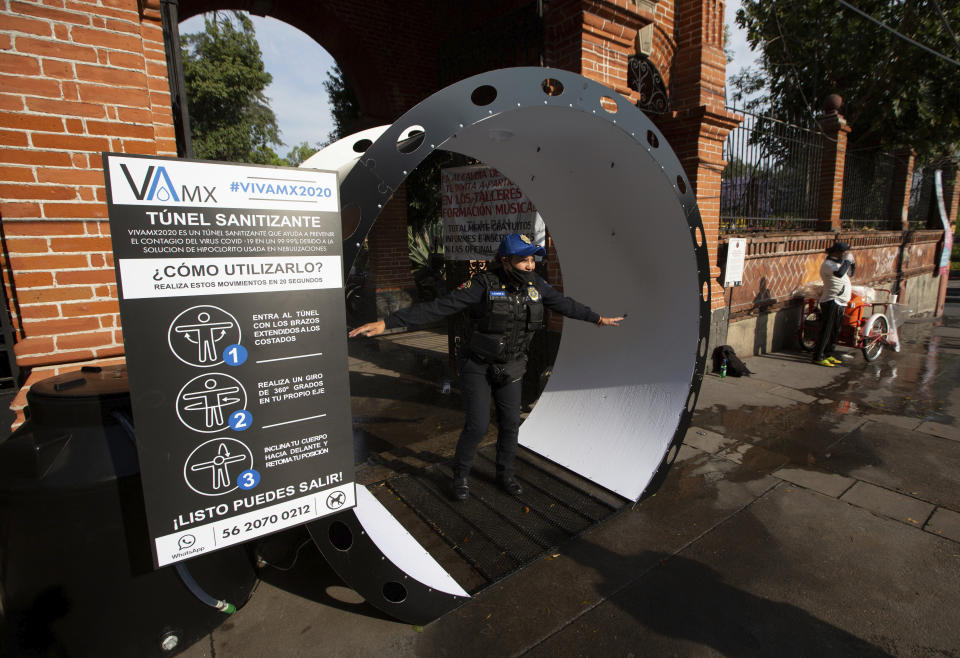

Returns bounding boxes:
[303,67,710,624]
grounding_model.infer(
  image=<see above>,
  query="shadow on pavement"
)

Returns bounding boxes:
[561,538,893,657]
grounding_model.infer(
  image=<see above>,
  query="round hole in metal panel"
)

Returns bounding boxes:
[600,96,618,113]
[687,390,696,412]
[676,175,687,194]
[696,225,705,248]
[668,443,680,463]
[397,126,425,154]
[328,520,353,551]
[471,85,497,106]
[702,281,709,301]
[352,138,373,153]
[382,581,407,603]
[647,130,659,148]
[325,585,365,605]
[541,78,564,96]
[699,336,707,358]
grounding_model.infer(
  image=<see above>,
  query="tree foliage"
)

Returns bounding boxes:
[182,12,283,164]
[734,0,960,160]
[322,65,361,145]
[283,142,319,167]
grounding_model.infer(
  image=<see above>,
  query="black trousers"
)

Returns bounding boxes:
[813,299,843,361]
[453,356,523,479]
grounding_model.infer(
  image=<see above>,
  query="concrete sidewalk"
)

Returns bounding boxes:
[183,303,960,656]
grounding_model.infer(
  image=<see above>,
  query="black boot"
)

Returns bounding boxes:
[499,475,523,496]
[451,476,469,501]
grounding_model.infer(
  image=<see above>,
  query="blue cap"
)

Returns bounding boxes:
[497,233,545,259]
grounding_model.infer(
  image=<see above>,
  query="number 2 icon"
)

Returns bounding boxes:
[229,409,252,431]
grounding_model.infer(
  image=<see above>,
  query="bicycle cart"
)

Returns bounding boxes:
[797,285,902,362]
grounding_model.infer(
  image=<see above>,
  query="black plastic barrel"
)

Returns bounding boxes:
[0,365,257,656]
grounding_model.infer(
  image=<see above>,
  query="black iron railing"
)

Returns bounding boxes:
[721,106,824,233]
[839,147,897,229]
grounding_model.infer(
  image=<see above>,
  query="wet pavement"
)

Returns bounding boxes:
[181,279,960,657]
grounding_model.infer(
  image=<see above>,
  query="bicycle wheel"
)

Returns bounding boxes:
[862,314,887,362]
[799,309,820,352]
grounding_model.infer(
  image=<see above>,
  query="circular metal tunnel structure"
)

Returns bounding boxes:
[303,67,710,624]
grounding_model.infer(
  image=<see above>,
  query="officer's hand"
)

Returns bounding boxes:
[348,320,386,338]
[598,316,624,327]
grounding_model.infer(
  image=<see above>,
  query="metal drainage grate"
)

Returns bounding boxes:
[385,445,625,592]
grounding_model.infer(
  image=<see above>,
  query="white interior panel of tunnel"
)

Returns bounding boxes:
[353,486,469,597]
[442,106,699,500]
[301,125,389,179]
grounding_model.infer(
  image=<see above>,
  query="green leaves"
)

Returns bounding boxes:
[735,0,960,160]
[182,11,283,164]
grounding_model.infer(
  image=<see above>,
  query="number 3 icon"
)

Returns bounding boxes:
[237,468,260,490]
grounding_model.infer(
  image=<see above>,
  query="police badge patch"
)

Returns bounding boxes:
[527,286,540,301]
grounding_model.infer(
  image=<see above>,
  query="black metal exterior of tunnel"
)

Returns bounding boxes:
[305,511,468,625]
[323,67,710,624]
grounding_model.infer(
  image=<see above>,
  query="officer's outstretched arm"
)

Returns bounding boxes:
[349,320,385,338]
[597,316,624,327]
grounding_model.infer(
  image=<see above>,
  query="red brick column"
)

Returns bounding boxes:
[815,96,851,232]
[366,186,414,297]
[888,147,916,231]
[653,0,740,314]
[0,0,177,420]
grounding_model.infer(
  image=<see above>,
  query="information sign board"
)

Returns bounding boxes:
[723,238,747,287]
[103,154,355,567]
[441,165,545,260]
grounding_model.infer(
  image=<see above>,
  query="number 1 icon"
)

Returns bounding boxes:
[223,344,248,366]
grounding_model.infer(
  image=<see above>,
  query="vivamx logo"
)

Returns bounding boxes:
[119,163,216,203]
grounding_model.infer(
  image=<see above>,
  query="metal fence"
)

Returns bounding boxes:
[839,147,897,229]
[720,106,824,233]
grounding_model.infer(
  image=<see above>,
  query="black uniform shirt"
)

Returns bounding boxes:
[383,268,600,330]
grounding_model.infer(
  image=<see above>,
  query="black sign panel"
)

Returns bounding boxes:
[102,153,355,567]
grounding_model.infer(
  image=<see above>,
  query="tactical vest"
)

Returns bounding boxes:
[467,271,544,362]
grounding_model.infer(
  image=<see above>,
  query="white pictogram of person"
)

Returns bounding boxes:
[190,442,246,491]
[174,312,233,364]
[181,378,241,429]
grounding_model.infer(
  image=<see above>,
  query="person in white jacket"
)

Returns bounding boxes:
[812,241,855,366]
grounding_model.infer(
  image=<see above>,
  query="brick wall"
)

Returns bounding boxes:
[367,187,413,290]
[724,230,943,318]
[1,0,176,419]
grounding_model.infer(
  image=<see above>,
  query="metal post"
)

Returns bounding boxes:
[159,0,193,158]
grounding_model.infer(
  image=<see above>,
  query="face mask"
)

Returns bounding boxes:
[505,263,527,286]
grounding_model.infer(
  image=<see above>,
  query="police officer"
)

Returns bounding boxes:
[812,241,855,367]
[349,233,623,500]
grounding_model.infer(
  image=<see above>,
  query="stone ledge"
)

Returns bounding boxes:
[840,481,935,528]
[924,507,960,543]
[773,467,856,498]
